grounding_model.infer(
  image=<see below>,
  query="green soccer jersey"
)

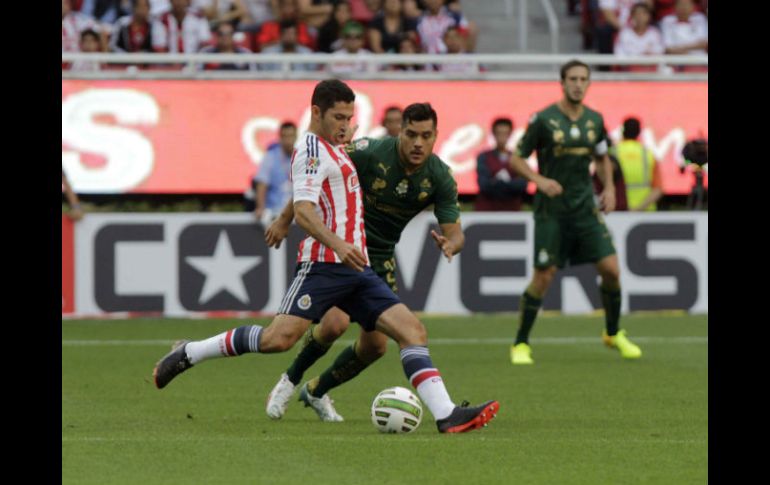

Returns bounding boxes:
[345,136,461,260]
[516,103,608,215]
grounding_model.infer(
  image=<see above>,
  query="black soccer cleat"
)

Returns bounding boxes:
[153,340,193,389]
[436,400,500,433]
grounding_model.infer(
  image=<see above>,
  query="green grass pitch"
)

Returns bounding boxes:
[62,314,707,485]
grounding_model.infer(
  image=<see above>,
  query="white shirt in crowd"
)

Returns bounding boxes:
[330,48,374,74]
[614,26,665,56]
[152,9,212,53]
[660,12,708,56]
[598,0,638,27]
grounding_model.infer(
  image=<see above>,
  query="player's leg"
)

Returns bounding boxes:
[511,215,563,364]
[574,209,641,359]
[375,303,499,433]
[267,307,352,420]
[596,254,641,359]
[153,313,312,389]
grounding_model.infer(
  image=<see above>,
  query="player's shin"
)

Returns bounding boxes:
[400,345,455,420]
[600,284,622,336]
[309,342,372,396]
[286,325,332,385]
[185,325,263,364]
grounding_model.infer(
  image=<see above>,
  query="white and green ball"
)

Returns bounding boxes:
[371,386,423,433]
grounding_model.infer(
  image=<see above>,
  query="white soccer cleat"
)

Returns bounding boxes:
[266,373,296,420]
[298,382,344,422]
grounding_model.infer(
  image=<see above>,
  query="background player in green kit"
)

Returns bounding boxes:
[264,102,465,421]
[508,59,642,365]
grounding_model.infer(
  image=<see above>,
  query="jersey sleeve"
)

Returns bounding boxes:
[516,113,543,159]
[344,137,376,173]
[594,116,609,156]
[291,137,327,204]
[433,164,461,225]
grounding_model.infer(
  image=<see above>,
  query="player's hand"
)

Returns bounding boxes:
[334,242,367,272]
[265,218,290,249]
[536,177,563,198]
[253,207,264,221]
[431,230,455,262]
[599,188,616,214]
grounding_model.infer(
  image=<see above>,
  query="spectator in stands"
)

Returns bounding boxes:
[199,21,255,70]
[110,0,154,53]
[152,0,212,53]
[80,0,131,24]
[240,0,275,30]
[316,0,352,53]
[613,2,664,59]
[62,170,85,222]
[612,117,661,211]
[330,21,373,74]
[652,0,676,21]
[297,0,334,28]
[381,106,402,137]
[402,0,422,21]
[368,0,419,54]
[256,0,314,50]
[194,0,249,29]
[70,29,104,71]
[259,20,317,71]
[349,0,381,24]
[63,0,100,52]
[475,117,528,211]
[595,0,651,54]
[244,121,297,225]
[438,25,477,73]
[416,0,474,54]
[389,35,426,71]
[660,0,707,56]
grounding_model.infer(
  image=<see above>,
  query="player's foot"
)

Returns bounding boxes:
[266,373,296,420]
[298,382,344,422]
[436,400,500,433]
[602,329,642,359]
[153,339,193,389]
[510,342,534,365]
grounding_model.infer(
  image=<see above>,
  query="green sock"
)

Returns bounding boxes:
[310,344,370,397]
[285,326,331,385]
[515,290,543,345]
[600,284,622,336]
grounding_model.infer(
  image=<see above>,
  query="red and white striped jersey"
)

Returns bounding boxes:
[151,10,211,53]
[291,132,368,265]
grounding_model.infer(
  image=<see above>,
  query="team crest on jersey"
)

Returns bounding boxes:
[297,294,312,310]
[395,178,409,196]
[587,129,596,143]
[586,120,595,129]
[347,173,360,193]
[570,125,581,139]
[420,178,432,189]
[538,249,549,265]
[355,139,369,150]
[418,192,429,201]
[372,178,387,191]
[306,156,320,174]
[378,162,390,175]
[553,130,564,143]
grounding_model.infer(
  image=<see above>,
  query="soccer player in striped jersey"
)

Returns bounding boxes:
[153,80,499,433]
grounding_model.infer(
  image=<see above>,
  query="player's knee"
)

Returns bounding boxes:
[318,317,349,341]
[533,267,557,294]
[401,321,427,347]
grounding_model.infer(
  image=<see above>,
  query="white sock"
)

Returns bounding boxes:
[414,372,455,421]
[185,325,262,365]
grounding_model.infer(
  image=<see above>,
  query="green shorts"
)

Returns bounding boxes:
[533,207,616,269]
[369,254,398,292]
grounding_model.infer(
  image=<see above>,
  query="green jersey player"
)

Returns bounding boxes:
[264,103,465,421]
[508,59,642,365]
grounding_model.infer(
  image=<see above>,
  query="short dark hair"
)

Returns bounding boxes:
[560,59,591,80]
[402,102,438,128]
[311,79,356,116]
[492,117,513,131]
[279,19,298,32]
[443,25,460,37]
[622,117,641,139]
[280,121,297,131]
[80,29,100,43]
[631,1,653,16]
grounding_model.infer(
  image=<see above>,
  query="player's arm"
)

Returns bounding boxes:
[594,153,616,213]
[508,119,563,198]
[632,160,663,211]
[265,196,294,248]
[431,223,464,263]
[294,201,366,271]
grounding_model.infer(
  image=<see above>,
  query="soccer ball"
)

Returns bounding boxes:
[370,386,423,434]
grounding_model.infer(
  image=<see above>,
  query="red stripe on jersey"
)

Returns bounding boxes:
[321,179,338,263]
[316,185,330,262]
[411,369,441,387]
[317,138,358,247]
[224,329,235,356]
